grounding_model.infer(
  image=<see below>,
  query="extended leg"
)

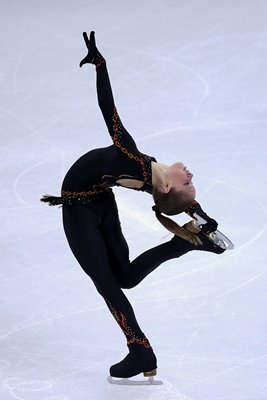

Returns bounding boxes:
[100,198,225,289]
[99,196,194,289]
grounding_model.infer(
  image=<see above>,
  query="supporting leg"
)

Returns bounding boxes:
[62,203,157,378]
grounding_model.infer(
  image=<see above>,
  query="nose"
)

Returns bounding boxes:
[186,170,193,177]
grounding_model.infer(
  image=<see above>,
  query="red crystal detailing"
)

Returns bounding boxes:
[107,302,152,349]
[112,108,149,182]
[96,53,106,69]
[127,337,152,348]
[61,188,109,197]
[96,59,106,69]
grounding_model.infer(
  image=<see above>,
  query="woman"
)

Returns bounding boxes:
[41,31,225,382]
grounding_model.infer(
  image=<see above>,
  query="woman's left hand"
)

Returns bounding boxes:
[200,218,218,234]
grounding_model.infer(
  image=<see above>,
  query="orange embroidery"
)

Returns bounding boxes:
[61,188,109,197]
[95,53,106,69]
[107,302,152,349]
[112,108,150,183]
[127,337,152,348]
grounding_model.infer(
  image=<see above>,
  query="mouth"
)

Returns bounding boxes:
[184,175,193,185]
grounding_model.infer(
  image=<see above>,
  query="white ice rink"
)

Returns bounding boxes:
[1,1,267,399]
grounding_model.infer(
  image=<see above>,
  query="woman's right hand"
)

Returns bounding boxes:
[79,31,98,67]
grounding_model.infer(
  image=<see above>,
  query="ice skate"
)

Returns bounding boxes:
[107,374,163,385]
[108,345,163,385]
[185,202,234,250]
[191,215,233,251]
[177,221,225,254]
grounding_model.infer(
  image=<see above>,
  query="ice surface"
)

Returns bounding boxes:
[1,1,267,399]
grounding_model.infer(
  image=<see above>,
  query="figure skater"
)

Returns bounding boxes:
[41,31,227,384]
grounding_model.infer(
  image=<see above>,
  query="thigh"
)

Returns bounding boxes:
[62,204,113,286]
[100,198,130,282]
[62,205,135,312]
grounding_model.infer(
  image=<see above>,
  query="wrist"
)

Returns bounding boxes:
[95,51,106,68]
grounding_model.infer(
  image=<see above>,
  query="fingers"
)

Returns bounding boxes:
[201,219,218,234]
[89,31,96,46]
[82,32,90,47]
[79,57,87,68]
[82,31,96,48]
[80,30,96,67]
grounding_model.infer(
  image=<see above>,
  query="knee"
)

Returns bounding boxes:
[119,278,136,290]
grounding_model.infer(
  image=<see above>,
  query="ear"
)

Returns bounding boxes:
[162,182,171,194]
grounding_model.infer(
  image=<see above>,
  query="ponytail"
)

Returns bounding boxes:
[152,205,202,246]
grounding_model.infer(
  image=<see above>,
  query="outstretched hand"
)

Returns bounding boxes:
[186,201,218,234]
[79,31,97,68]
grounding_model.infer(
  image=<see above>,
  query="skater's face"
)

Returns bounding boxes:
[167,162,196,197]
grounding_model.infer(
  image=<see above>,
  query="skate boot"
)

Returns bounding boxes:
[108,341,162,385]
[184,201,234,251]
[79,31,105,68]
[182,221,226,254]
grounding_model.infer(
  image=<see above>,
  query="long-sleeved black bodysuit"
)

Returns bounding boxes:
[58,59,193,352]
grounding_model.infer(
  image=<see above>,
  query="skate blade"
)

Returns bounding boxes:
[107,375,163,385]
[208,230,234,250]
[193,214,234,250]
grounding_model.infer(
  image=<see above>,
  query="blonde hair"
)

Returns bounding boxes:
[152,187,202,246]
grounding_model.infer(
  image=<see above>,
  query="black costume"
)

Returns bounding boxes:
[41,33,224,378]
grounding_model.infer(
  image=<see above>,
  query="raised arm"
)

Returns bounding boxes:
[80,31,138,155]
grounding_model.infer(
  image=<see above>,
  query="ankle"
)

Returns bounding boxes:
[127,337,152,351]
